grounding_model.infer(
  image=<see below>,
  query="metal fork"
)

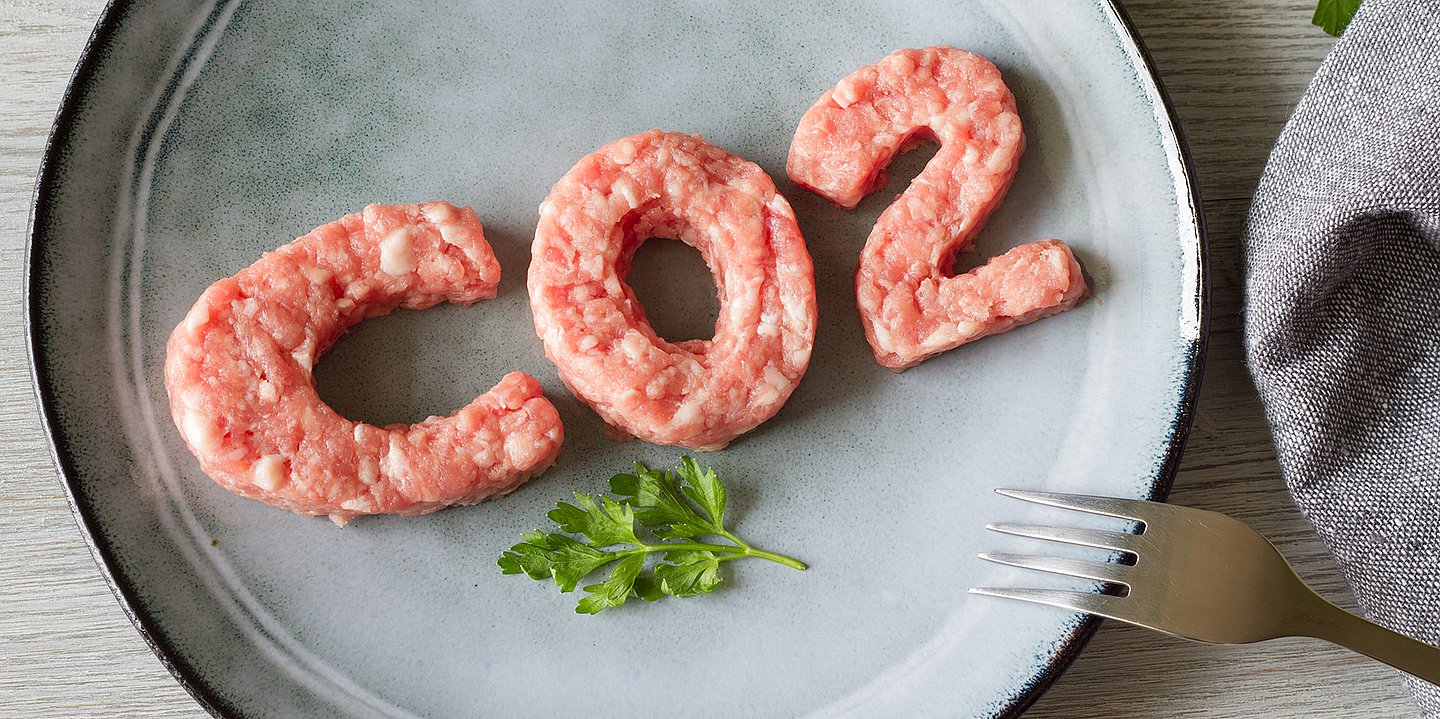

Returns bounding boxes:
[970,489,1440,684]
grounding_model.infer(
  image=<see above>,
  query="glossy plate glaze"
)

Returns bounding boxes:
[27,1,1205,717]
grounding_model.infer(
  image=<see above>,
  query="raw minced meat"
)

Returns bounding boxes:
[164,202,563,524]
[788,46,1088,370]
[529,130,817,450]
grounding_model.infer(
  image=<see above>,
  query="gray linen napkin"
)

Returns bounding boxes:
[1245,0,1440,712]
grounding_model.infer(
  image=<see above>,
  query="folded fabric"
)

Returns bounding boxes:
[1245,0,1440,714]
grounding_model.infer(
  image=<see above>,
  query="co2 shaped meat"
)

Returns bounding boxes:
[529,130,817,451]
[789,46,1089,370]
[165,203,564,524]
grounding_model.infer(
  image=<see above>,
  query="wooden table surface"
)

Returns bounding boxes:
[0,1,1422,717]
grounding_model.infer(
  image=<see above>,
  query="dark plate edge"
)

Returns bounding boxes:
[22,0,233,717]
[992,1,1212,717]
[21,2,1210,719]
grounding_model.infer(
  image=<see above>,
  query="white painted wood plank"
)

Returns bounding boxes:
[0,4,206,717]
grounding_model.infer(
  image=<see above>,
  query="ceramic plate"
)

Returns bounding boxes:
[27,1,1204,716]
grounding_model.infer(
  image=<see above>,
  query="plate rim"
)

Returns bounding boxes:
[983,3,1210,715]
[22,1,1209,717]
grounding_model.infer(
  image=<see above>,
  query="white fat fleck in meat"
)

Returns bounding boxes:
[470,444,494,466]
[438,223,470,248]
[833,78,863,108]
[291,343,315,370]
[672,400,703,428]
[892,52,917,75]
[612,139,639,165]
[302,266,331,284]
[581,254,604,279]
[183,301,211,332]
[907,195,937,222]
[872,323,893,348]
[1045,247,1070,274]
[620,331,649,360]
[765,194,794,218]
[340,497,368,512]
[645,373,669,400]
[665,175,686,200]
[421,203,455,224]
[502,430,533,466]
[380,227,417,275]
[783,299,810,334]
[431,252,460,278]
[257,380,277,402]
[920,326,954,351]
[252,455,286,491]
[763,365,791,393]
[181,407,221,452]
[357,457,379,486]
[612,176,643,207]
[754,385,781,405]
[380,435,408,477]
[986,131,1019,173]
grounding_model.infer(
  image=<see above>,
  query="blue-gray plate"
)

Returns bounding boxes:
[27,1,1205,717]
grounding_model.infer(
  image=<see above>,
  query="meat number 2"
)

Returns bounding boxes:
[788,46,1089,371]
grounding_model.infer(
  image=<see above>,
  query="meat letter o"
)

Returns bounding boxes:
[528,131,817,451]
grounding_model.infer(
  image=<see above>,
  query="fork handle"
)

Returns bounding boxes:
[1303,596,1440,685]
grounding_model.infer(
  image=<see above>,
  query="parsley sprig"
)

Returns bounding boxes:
[498,457,806,614]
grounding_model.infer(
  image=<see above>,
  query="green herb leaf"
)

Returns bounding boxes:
[632,576,665,602]
[677,456,726,527]
[1313,0,1361,36]
[577,554,646,614]
[610,462,714,534]
[498,531,617,592]
[499,457,806,614]
[546,493,639,547]
[655,549,723,598]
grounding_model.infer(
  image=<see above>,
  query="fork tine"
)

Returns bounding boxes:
[968,586,1130,621]
[986,522,1138,553]
[978,552,1133,586]
[995,488,1153,523]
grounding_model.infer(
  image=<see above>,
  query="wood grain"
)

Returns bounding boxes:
[0,2,201,717]
[0,1,1421,717]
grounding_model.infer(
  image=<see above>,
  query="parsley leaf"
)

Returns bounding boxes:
[677,456,726,528]
[610,463,713,537]
[497,531,615,592]
[1313,0,1361,36]
[654,550,723,598]
[498,457,805,614]
[577,554,646,614]
[547,493,638,547]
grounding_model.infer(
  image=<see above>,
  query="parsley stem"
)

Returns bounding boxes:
[626,541,807,571]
